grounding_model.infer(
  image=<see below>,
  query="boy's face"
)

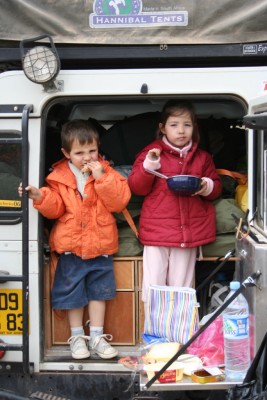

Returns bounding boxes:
[61,139,99,171]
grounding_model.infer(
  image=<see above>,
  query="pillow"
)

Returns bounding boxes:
[114,165,132,178]
[214,198,246,234]
[101,112,160,165]
[114,224,143,257]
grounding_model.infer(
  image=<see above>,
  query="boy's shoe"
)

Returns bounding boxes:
[67,335,91,359]
[89,334,118,359]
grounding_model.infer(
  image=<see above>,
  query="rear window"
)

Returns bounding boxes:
[0,132,22,212]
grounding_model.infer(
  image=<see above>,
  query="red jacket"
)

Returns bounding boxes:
[128,140,222,248]
[33,157,131,259]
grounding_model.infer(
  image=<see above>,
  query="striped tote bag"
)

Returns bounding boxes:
[144,285,200,344]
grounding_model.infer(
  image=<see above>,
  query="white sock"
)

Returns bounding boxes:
[90,326,103,340]
[71,326,84,336]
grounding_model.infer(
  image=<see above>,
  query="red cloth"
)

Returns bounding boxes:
[128,139,222,248]
[188,316,224,366]
[188,314,255,366]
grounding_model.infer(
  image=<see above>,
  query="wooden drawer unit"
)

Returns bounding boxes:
[138,292,145,340]
[51,292,136,345]
[105,291,135,344]
[113,259,134,290]
[47,257,137,345]
[137,260,143,290]
[106,259,136,344]
[52,309,71,344]
[137,260,144,340]
[45,254,235,350]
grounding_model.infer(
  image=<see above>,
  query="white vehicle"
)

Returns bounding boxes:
[0,1,267,399]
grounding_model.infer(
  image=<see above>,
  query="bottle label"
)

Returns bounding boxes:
[223,315,249,339]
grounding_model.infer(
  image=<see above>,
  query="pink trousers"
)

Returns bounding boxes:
[142,245,197,301]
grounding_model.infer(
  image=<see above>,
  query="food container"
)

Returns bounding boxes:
[191,368,225,384]
[144,361,185,383]
[177,354,203,376]
[166,175,201,195]
[145,168,201,195]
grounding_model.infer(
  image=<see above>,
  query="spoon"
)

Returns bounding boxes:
[145,168,169,179]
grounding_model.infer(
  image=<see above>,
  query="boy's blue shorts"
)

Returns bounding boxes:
[51,253,116,310]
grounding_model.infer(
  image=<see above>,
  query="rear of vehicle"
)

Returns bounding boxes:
[0,1,267,399]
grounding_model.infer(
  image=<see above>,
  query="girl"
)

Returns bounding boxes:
[128,100,222,301]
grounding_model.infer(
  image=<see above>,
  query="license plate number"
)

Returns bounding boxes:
[0,289,23,334]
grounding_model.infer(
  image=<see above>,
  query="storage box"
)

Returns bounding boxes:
[144,362,184,383]
[191,368,225,384]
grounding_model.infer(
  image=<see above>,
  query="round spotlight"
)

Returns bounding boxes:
[23,46,60,84]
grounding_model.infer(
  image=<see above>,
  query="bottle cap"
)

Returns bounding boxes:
[230,281,240,290]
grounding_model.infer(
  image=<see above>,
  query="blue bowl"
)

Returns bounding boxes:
[166,175,201,195]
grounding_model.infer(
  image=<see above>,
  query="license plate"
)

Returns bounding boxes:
[0,289,23,334]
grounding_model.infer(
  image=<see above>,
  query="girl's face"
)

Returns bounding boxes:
[61,138,99,170]
[160,111,194,149]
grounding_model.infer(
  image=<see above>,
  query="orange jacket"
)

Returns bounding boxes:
[33,157,131,259]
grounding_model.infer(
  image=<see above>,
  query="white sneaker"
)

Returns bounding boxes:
[67,335,90,359]
[89,334,118,359]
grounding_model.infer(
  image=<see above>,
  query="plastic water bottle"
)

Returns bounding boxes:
[223,281,250,381]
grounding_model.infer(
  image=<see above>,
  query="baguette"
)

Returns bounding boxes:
[144,342,181,363]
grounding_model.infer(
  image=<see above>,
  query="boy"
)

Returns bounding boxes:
[19,119,131,359]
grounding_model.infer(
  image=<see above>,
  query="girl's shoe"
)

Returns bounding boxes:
[89,334,118,359]
[67,335,91,359]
